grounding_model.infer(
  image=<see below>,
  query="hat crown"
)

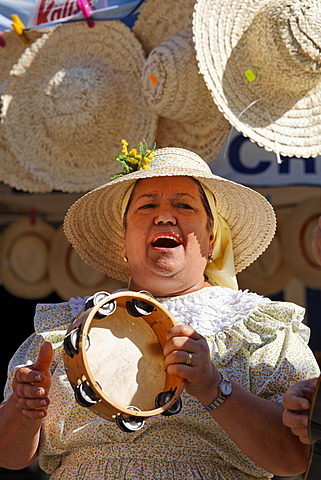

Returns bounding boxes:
[142,29,216,121]
[149,147,213,173]
[245,0,321,90]
[275,0,321,72]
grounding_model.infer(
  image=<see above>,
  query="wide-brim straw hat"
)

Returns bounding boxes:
[193,0,321,158]
[0,29,52,193]
[133,0,230,162]
[49,226,126,300]
[63,146,276,283]
[0,217,55,299]
[237,212,291,296]
[281,198,321,288]
[1,21,158,193]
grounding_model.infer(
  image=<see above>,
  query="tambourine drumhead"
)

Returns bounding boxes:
[63,291,184,421]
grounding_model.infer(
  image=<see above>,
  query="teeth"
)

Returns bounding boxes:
[156,235,178,241]
[152,235,181,248]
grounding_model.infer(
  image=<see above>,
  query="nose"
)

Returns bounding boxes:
[154,210,177,225]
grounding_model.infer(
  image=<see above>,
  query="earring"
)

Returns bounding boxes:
[123,255,128,263]
[208,252,213,261]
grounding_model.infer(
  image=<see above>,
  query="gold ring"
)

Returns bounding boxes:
[185,352,193,366]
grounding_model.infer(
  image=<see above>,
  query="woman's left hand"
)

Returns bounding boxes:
[163,324,220,405]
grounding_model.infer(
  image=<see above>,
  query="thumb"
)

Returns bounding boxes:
[33,341,53,373]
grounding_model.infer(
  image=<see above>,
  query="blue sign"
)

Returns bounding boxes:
[212,129,321,187]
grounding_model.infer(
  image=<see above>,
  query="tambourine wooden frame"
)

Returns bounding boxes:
[63,291,184,421]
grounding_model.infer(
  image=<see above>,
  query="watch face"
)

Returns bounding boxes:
[220,378,232,396]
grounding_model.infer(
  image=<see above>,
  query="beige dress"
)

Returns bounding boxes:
[3,286,320,479]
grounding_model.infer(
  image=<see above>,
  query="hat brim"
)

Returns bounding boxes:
[155,106,231,163]
[281,199,321,288]
[49,226,126,300]
[0,217,55,299]
[64,147,276,283]
[0,29,53,193]
[237,213,292,295]
[0,29,44,85]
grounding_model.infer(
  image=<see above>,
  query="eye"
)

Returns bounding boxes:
[138,203,156,210]
[176,203,194,210]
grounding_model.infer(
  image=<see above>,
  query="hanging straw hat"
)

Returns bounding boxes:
[1,21,158,193]
[133,0,230,161]
[133,0,196,54]
[193,0,321,158]
[281,198,321,289]
[237,212,292,296]
[63,142,276,283]
[0,29,43,86]
[0,29,53,193]
[0,217,55,299]
[49,226,126,300]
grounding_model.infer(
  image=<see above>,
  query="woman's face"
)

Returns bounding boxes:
[124,176,214,296]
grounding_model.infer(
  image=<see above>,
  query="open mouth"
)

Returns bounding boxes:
[151,235,182,249]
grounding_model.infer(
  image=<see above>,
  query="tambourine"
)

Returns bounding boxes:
[63,290,184,432]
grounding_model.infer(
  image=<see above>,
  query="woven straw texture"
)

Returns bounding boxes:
[193,0,321,158]
[0,29,43,85]
[237,212,291,295]
[133,0,197,55]
[0,29,52,192]
[1,22,158,193]
[281,199,321,289]
[64,147,276,283]
[134,0,230,162]
[0,217,55,299]
[49,226,126,300]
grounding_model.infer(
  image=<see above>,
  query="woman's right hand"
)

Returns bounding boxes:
[12,341,53,420]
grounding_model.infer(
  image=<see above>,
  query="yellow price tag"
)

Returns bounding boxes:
[244,69,256,82]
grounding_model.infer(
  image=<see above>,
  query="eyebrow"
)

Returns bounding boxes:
[135,192,197,201]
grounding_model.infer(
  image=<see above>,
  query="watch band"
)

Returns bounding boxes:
[203,372,232,412]
[204,394,227,412]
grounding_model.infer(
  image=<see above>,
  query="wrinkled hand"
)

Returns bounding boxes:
[163,325,220,404]
[282,377,319,444]
[312,216,321,266]
[12,341,53,420]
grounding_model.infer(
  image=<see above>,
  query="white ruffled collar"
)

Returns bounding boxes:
[67,286,270,336]
[156,286,271,336]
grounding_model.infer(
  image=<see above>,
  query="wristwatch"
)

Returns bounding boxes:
[204,372,232,412]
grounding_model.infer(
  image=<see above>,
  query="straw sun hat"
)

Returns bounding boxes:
[1,21,157,193]
[0,29,52,193]
[237,212,291,296]
[0,217,55,299]
[49,226,126,300]
[133,0,231,162]
[193,0,321,158]
[281,198,321,289]
[64,144,276,283]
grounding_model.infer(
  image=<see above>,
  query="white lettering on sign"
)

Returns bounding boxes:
[35,0,94,25]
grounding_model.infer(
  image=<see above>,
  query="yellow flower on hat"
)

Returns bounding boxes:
[110,139,155,180]
[121,139,129,155]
